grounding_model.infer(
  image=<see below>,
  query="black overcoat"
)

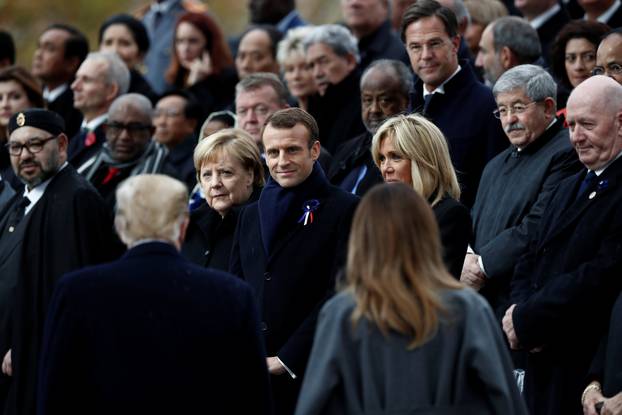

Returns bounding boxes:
[37,242,271,415]
[510,156,622,415]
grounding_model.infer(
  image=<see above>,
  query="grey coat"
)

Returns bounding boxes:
[295,288,527,415]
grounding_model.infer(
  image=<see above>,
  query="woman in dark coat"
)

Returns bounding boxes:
[165,12,237,116]
[99,14,157,103]
[182,128,263,270]
[371,114,472,279]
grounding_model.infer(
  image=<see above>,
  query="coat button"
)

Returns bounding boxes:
[260,322,268,331]
[204,250,210,256]
[264,272,271,281]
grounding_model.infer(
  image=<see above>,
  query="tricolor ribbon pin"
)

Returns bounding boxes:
[298,199,320,226]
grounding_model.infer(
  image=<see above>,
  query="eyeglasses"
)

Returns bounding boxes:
[493,101,539,119]
[591,62,622,76]
[6,135,58,156]
[105,122,152,136]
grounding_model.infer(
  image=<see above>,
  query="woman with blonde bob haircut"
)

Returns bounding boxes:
[182,128,264,270]
[295,184,527,415]
[370,114,471,278]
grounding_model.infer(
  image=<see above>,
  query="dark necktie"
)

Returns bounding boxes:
[575,170,597,201]
[5,196,31,234]
[423,93,435,114]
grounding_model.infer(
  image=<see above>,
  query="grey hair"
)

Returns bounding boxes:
[303,24,360,64]
[491,16,541,64]
[493,64,557,106]
[235,72,289,105]
[361,59,413,98]
[277,26,315,65]
[446,0,471,26]
[85,51,130,97]
[109,93,153,121]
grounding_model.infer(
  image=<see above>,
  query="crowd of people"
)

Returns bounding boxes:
[0,0,621,414]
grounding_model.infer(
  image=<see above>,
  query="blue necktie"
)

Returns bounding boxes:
[575,170,597,201]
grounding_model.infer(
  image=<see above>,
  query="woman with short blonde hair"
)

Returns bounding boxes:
[182,128,263,270]
[371,114,471,278]
[295,184,527,415]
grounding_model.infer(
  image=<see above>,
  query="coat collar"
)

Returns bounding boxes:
[542,156,622,243]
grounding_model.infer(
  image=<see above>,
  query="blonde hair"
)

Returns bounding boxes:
[193,128,264,187]
[371,114,460,206]
[346,183,461,349]
[115,174,189,246]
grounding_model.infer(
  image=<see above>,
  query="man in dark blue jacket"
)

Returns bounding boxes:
[402,0,507,206]
[37,174,271,415]
[230,108,359,415]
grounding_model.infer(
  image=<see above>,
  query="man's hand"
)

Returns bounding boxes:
[582,385,605,415]
[266,357,286,375]
[602,392,622,415]
[2,349,11,376]
[460,253,487,291]
[502,304,520,349]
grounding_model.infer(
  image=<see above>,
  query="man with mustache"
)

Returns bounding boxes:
[463,64,581,321]
[328,59,411,196]
[0,109,121,415]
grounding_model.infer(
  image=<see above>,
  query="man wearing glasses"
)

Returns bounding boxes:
[0,109,121,415]
[402,0,507,207]
[78,93,177,212]
[463,65,581,320]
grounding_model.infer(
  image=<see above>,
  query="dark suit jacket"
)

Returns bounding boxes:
[472,120,581,318]
[537,6,571,64]
[46,86,82,139]
[67,123,106,168]
[328,131,383,197]
[230,186,358,375]
[510,156,622,415]
[356,20,410,71]
[37,242,271,415]
[433,196,471,280]
[307,70,366,154]
[604,4,622,28]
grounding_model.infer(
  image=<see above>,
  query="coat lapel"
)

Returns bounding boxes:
[542,159,622,244]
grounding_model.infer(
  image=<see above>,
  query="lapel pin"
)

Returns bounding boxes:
[298,199,320,226]
[589,191,596,199]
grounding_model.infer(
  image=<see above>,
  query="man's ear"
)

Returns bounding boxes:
[310,140,321,161]
[57,133,69,154]
[499,46,516,70]
[542,97,557,118]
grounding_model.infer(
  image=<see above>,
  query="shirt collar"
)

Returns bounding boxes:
[529,3,561,29]
[588,0,622,23]
[594,150,622,176]
[23,161,68,215]
[42,84,68,103]
[423,65,461,96]
[81,114,108,131]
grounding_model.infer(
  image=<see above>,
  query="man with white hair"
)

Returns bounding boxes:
[305,24,367,153]
[502,75,622,414]
[37,174,271,414]
[68,51,130,167]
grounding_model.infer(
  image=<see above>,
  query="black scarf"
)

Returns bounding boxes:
[258,162,329,255]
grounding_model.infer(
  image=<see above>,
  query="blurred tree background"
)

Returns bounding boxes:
[0,0,341,68]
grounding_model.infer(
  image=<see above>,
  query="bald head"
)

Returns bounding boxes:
[567,75,622,170]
